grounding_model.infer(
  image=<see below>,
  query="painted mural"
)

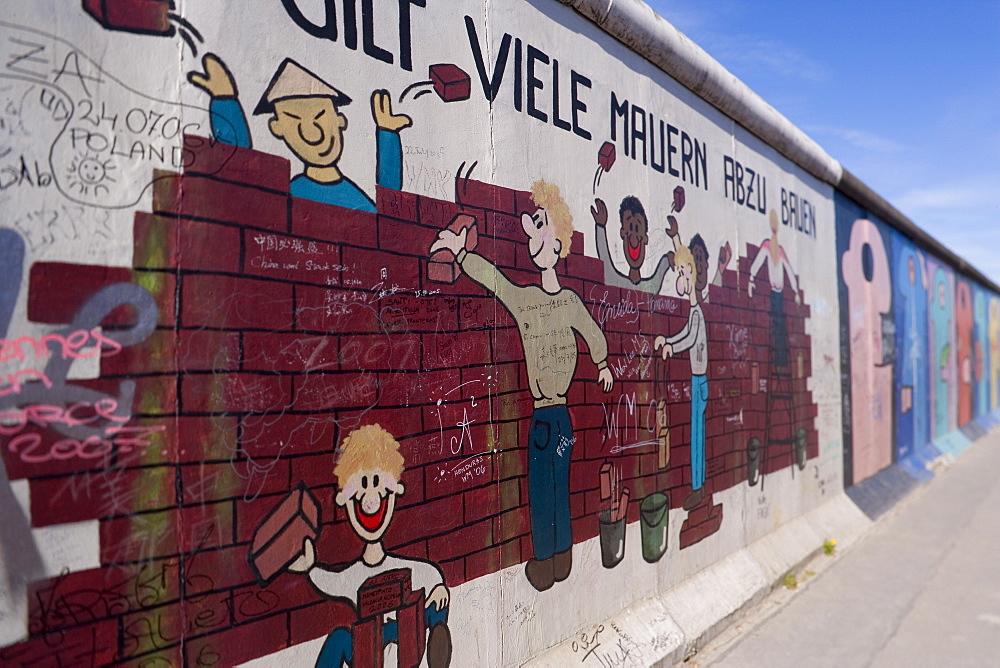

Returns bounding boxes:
[835,193,998,492]
[0,1,994,666]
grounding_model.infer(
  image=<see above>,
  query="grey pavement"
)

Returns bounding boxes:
[696,431,1000,668]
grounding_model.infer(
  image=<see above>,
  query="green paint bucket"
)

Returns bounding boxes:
[639,492,668,563]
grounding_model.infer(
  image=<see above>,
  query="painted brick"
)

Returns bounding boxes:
[458,295,515,330]
[494,505,530,544]
[184,134,291,192]
[465,546,501,581]
[455,178,516,214]
[376,186,419,222]
[240,413,338,459]
[100,511,179,564]
[0,619,118,666]
[133,270,177,328]
[244,229,343,286]
[181,274,294,331]
[243,331,339,373]
[288,453,339,490]
[289,599,357,645]
[183,613,289,668]
[133,213,242,273]
[29,465,176,527]
[438,558,466,588]
[186,544,259,592]
[341,246,421,292]
[233,575,314,624]
[386,494,462,549]
[176,415,239,463]
[429,517,493,562]
[424,455,493,500]
[483,211,524,243]
[181,373,291,414]
[313,519,365,568]
[339,332,422,371]
[292,371,379,411]
[27,560,179,634]
[180,459,290,505]
[377,215,439,256]
[566,254,605,283]
[237,489,331,544]
[290,196,378,247]
[380,294,460,333]
[423,329,491,369]
[153,172,289,232]
[27,262,134,325]
[417,195,469,230]
[121,601,185,659]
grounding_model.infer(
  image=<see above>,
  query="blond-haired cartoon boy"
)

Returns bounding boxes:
[655,241,710,510]
[431,180,614,592]
[289,425,450,667]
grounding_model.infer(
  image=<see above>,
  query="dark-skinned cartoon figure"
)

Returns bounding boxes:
[591,196,672,293]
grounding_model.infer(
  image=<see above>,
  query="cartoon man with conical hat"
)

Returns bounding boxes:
[189,54,411,213]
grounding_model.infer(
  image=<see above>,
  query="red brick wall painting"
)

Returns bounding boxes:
[1,134,817,666]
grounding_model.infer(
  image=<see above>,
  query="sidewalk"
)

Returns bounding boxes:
[692,430,1000,667]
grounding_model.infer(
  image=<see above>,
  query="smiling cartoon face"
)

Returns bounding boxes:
[618,198,648,270]
[269,96,348,168]
[335,467,404,543]
[522,207,562,271]
[332,424,406,544]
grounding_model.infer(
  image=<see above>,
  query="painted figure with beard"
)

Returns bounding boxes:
[591,196,672,292]
[289,425,451,667]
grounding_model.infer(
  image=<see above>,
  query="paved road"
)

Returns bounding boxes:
[696,431,1000,668]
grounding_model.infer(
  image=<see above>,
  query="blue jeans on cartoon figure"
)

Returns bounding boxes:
[315,606,448,667]
[528,405,574,561]
[691,374,708,491]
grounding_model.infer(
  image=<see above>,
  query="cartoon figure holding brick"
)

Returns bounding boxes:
[655,242,710,511]
[189,54,411,213]
[431,180,614,592]
[269,425,451,667]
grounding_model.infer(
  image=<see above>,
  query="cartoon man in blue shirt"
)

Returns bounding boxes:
[189,54,411,213]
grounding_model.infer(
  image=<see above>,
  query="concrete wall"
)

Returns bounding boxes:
[0,1,993,666]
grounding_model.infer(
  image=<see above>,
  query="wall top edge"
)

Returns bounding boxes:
[558,0,996,292]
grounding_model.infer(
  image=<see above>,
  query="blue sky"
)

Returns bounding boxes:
[647,0,1000,286]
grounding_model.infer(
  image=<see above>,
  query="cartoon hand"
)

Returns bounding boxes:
[372,90,412,132]
[718,242,732,268]
[591,198,608,227]
[430,227,468,257]
[666,215,679,239]
[598,367,614,392]
[654,336,672,360]
[187,53,237,98]
[748,282,755,299]
[287,537,315,573]
[425,584,450,611]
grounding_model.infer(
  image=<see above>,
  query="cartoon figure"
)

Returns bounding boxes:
[189,54,411,212]
[431,181,614,592]
[665,214,730,303]
[591,196,671,292]
[748,210,800,366]
[288,425,451,668]
[654,243,709,510]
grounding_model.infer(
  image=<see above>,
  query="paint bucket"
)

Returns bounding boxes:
[747,437,761,486]
[598,509,626,569]
[639,493,669,563]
